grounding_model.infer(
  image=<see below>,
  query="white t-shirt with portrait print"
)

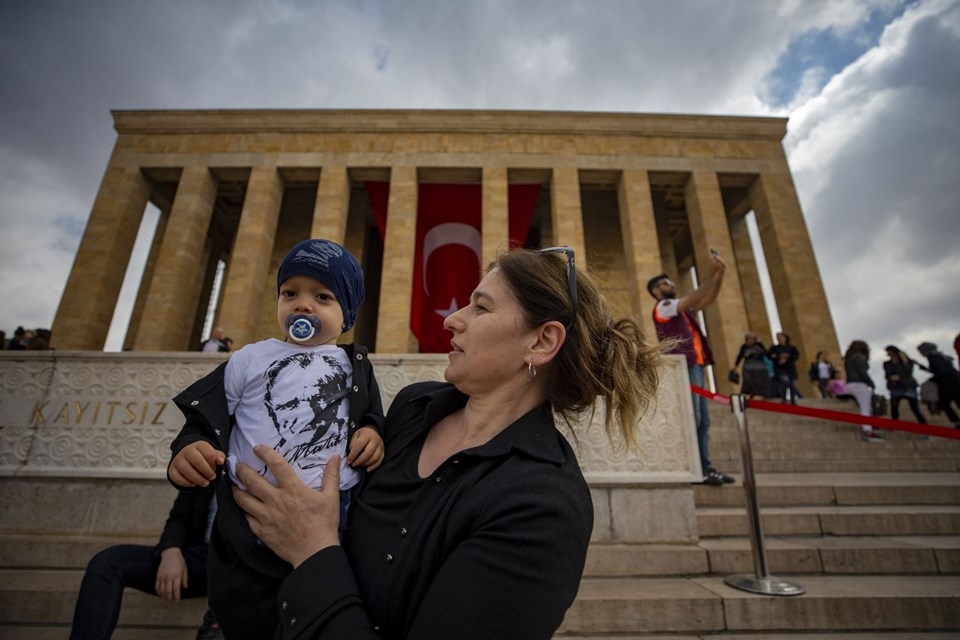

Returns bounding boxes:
[224,338,360,493]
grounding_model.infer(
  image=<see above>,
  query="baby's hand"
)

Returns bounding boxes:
[347,426,385,472]
[169,441,225,488]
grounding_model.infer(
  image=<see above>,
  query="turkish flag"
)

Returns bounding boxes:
[365,182,540,353]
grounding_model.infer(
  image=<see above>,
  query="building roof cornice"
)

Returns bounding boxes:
[112,108,788,141]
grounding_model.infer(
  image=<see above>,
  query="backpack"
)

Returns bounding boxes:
[807,362,819,383]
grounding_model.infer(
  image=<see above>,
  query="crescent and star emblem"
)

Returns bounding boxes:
[422,222,482,319]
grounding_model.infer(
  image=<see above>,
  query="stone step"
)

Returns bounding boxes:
[710,429,960,447]
[706,403,960,438]
[697,505,960,538]
[710,436,960,454]
[693,472,960,507]
[698,535,960,575]
[8,532,955,582]
[733,459,960,473]
[708,410,958,429]
[558,575,960,634]
[710,445,956,461]
[0,569,209,627]
[586,536,960,577]
[705,409,960,472]
[0,533,154,569]
[10,569,959,636]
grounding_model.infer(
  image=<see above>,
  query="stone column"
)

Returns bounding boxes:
[729,213,772,342]
[123,208,170,351]
[550,167,587,269]
[481,166,509,268]
[304,164,352,342]
[677,266,695,300]
[218,167,285,349]
[655,210,679,281]
[376,166,418,353]
[311,164,350,243]
[684,171,749,393]
[132,167,219,351]
[617,170,662,336]
[188,237,223,349]
[51,167,151,350]
[750,165,839,395]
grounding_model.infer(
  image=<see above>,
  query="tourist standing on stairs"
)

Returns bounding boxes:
[883,345,927,424]
[844,340,881,442]
[647,251,735,487]
[810,351,837,399]
[768,332,801,404]
[917,341,960,428]
[732,331,771,399]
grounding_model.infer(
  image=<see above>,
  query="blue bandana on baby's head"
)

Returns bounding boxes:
[277,239,365,331]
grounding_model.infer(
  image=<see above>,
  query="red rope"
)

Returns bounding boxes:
[690,385,960,440]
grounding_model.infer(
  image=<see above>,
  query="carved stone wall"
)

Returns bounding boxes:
[0,352,697,482]
[0,351,700,542]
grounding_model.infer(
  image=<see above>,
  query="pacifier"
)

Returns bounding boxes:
[285,314,322,343]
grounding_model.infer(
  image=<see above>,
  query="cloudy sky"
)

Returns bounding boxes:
[1,0,958,379]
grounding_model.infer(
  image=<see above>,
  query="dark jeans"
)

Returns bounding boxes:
[69,543,209,640]
[817,378,830,398]
[774,373,801,403]
[688,364,711,475]
[890,394,926,423]
[938,395,960,423]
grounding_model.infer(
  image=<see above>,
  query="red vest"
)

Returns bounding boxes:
[652,303,715,367]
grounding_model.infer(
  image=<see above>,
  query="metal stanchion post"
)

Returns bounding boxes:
[723,394,805,596]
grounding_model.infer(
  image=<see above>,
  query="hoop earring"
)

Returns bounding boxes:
[528,360,536,380]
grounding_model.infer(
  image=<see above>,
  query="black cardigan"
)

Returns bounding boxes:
[168,343,385,579]
[156,483,215,556]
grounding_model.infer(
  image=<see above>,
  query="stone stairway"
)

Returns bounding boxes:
[559,398,960,638]
[2,398,959,638]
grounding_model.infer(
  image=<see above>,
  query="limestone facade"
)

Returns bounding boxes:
[51,109,838,394]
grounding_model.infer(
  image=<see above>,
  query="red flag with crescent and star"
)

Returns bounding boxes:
[364,182,540,353]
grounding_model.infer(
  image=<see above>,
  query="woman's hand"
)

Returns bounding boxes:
[155,547,188,602]
[231,445,342,567]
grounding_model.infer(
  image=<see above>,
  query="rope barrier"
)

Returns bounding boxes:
[691,385,960,441]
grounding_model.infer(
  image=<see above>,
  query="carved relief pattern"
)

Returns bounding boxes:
[557,358,696,476]
[370,355,447,409]
[0,358,56,396]
[1,354,224,477]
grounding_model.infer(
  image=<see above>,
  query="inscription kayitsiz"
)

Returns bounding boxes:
[29,400,169,426]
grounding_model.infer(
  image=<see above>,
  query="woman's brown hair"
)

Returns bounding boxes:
[492,249,663,449]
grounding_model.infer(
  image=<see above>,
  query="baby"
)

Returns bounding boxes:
[167,238,385,640]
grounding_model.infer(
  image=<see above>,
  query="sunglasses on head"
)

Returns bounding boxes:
[535,246,578,333]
